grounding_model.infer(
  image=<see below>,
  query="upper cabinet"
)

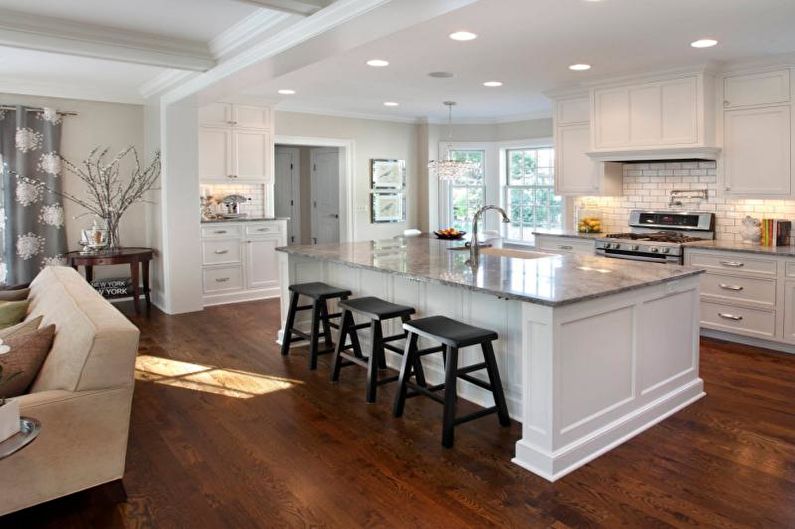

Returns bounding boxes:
[554,95,623,196]
[199,103,273,183]
[720,68,794,198]
[590,73,715,155]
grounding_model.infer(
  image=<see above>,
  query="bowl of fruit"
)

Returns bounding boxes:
[577,217,602,234]
[434,227,467,240]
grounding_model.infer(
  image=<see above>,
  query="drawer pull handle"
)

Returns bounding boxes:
[720,260,744,268]
[719,283,744,291]
[718,312,743,321]
[215,277,230,283]
[257,228,270,232]
[215,230,228,234]
[213,249,229,255]
[559,245,574,250]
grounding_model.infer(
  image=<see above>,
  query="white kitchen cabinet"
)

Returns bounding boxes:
[556,121,622,195]
[201,220,287,306]
[233,105,271,129]
[199,127,232,180]
[555,96,590,125]
[784,280,795,343]
[723,69,790,109]
[245,235,281,290]
[723,104,791,196]
[592,75,702,150]
[534,234,595,255]
[233,129,272,182]
[199,103,233,127]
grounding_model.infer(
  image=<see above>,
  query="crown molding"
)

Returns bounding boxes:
[139,71,197,99]
[237,0,332,16]
[209,10,294,60]
[423,111,552,125]
[0,8,214,71]
[0,78,145,106]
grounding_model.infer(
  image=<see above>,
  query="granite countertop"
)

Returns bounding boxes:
[277,237,703,307]
[685,240,795,257]
[201,217,289,224]
[532,229,605,240]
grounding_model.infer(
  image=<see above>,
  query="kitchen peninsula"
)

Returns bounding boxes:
[277,237,705,481]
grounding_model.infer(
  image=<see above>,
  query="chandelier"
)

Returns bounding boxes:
[428,101,477,181]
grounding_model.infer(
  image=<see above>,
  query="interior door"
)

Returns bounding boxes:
[274,147,300,244]
[310,148,340,244]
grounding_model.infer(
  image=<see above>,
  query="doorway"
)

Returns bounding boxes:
[274,144,342,245]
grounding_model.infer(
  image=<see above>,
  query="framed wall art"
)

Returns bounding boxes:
[370,192,406,223]
[370,159,406,190]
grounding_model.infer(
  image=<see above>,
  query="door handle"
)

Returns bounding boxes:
[718,283,744,291]
[718,312,743,321]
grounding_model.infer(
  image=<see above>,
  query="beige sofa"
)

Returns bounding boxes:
[0,266,140,516]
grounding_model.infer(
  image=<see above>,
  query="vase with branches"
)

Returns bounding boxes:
[18,146,161,250]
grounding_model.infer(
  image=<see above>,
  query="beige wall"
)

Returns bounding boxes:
[0,94,145,279]
[275,111,420,241]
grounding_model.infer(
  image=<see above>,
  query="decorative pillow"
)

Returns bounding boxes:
[0,301,29,330]
[0,316,43,340]
[0,324,55,398]
[0,288,30,302]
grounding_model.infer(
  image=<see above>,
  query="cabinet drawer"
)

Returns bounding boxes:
[700,300,776,339]
[202,239,241,265]
[203,266,243,294]
[201,224,242,238]
[786,261,795,278]
[536,236,595,255]
[245,223,282,236]
[687,251,777,276]
[700,272,776,307]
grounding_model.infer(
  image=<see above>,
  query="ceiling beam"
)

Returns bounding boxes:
[236,0,332,16]
[0,9,215,71]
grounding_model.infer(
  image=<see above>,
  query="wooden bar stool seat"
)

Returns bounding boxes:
[331,296,427,403]
[393,316,510,448]
[281,282,352,370]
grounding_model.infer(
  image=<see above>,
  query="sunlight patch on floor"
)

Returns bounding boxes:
[135,355,302,399]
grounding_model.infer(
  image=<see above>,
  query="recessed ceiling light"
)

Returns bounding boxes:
[366,59,389,67]
[383,101,399,107]
[568,63,591,71]
[483,81,503,87]
[429,71,454,78]
[278,89,296,95]
[690,38,718,48]
[449,31,478,41]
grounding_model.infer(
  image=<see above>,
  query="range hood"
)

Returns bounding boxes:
[587,146,721,162]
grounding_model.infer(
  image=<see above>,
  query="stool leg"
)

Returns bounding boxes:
[308,301,322,370]
[366,320,383,403]
[442,347,459,448]
[393,332,418,418]
[320,299,333,347]
[280,291,299,357]
[400,314,427,387]
[331,310,352,382]
[482,341,510,427]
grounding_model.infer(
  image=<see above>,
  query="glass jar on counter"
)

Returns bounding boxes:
[576,208,603,233]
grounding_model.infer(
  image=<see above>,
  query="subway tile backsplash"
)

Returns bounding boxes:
[573,161,795,243]
[201,183,267,217]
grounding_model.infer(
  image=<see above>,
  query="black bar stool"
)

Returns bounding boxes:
[331,297,428,403]
[393,316,510,448]
[281,282,352,370]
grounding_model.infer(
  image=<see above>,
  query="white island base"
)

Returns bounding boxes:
[278,253,704,482]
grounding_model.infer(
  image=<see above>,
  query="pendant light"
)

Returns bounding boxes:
[428,101,477,181]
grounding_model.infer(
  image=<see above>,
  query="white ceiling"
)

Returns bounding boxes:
[0,0,258,42]
[257,0,795,120]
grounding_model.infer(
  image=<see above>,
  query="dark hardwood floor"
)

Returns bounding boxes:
[3,299,794,529]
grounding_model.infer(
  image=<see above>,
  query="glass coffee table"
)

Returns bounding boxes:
[0,418,41,460]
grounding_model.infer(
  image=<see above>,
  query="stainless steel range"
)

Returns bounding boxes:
[595,210,715,264]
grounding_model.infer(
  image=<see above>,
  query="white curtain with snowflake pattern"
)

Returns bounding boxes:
[0,105,66,285]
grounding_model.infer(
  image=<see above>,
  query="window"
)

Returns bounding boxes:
[448,150,485,233]
[504,147,563,241]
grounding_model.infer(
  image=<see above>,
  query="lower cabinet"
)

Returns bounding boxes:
[201,220,287,306]
[535,234,596,255]
[784,281,795,343]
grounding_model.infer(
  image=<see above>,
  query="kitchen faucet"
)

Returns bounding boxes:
[466,205,511,266]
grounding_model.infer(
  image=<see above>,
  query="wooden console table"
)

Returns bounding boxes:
[66,247,153,314]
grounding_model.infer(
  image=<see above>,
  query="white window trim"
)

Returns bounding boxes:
[437,142,493,230]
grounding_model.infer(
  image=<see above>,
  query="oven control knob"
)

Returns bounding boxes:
[661,247,671,254]
[611,243,620,250]
[630,244,639,251]
[650,247,660,253]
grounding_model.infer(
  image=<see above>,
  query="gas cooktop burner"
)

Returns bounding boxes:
[603,231,704,243]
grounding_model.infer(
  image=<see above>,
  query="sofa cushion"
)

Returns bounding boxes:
[0,300,29,329]
[0,316,43,340]
[0,288,30,302]
[0,324,56,398]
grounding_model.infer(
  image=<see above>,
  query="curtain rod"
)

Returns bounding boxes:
[0,105,78,116]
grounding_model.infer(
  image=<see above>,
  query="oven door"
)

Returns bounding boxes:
[596,248,681,264]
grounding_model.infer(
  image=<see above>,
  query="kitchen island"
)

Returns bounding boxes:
[276,237,705,481]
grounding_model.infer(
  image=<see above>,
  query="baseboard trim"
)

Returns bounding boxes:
[203,288,279,307]
[512,379,705,482]
[700,328,795,355]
